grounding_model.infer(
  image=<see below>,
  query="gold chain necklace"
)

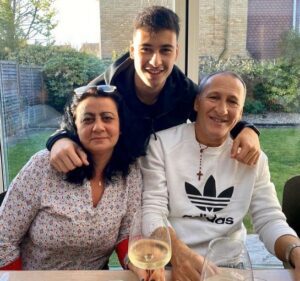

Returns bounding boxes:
[197,144,208,181]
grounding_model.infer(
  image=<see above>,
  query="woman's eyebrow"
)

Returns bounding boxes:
[101,111,116,116]
[82,112,95,116]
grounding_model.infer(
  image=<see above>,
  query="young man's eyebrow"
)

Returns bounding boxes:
[161,44,175,49]
[139,43,175,48]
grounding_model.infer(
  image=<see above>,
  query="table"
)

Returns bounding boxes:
[0,269,295,281]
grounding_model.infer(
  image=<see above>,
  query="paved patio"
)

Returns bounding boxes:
[244,112,300,127]
[246,234,283,269]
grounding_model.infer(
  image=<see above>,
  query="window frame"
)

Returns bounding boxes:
[175,0,199,83]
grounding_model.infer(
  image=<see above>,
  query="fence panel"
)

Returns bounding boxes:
[0,62,20,136]
[0,61,43,136]
[0,61,44,189]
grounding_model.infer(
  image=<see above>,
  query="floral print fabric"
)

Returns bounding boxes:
[0,150,142,269]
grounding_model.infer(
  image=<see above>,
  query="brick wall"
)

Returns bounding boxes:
[247,0,293,59]
[100,0,249,59]
[198,0,249,59]
[99,0,173,58]
[99,0,294,60]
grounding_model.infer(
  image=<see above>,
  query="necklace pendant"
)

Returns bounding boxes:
[197,170,203,181]
[198,144,208,181]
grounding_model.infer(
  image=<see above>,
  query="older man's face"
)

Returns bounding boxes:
[194,74,245,146]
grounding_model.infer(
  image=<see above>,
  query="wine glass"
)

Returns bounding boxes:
[200,237,254,281]
[128,210,171,270]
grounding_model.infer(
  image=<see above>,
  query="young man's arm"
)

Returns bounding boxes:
[230,124,260,166]
[230,120,260,138]
[46,129,71,151]
[46,131,89,173]
[230,120,261,166]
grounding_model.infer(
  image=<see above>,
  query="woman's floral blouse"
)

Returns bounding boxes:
[0,150,142,269]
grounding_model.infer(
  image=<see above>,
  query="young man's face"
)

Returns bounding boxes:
[130,28,178,95]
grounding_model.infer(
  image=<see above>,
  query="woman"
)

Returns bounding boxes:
[0,85,142,270]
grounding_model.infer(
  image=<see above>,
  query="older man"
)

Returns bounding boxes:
[140,71,300,281]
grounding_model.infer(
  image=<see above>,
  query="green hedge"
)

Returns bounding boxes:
[43,49,111,112]
[7,44,112,113]
[199,30,300,114]
[199,57,300,114]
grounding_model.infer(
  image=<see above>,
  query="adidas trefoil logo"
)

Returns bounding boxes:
[185,175,234,212]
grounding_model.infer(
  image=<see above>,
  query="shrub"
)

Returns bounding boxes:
[198,56,255,80]
[7,44,112,112]
[7,45,60,65]
[43,48,111,112]
[252,60,300,112]
[244,99,266,114]
[198,54,300,113]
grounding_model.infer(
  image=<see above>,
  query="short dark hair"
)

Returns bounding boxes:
[62,87,134,184]
[198,71,247,96]
[134,6,180,38]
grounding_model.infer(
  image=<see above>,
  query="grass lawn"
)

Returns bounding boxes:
[244,127,300,232]
[7,130,55,183]
[7,127,300,202]
[6,127,300,265]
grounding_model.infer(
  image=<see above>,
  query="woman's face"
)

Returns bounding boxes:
[74,96,120,156]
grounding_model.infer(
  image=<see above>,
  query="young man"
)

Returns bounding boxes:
[140,71,300,281]
[46,6,260,173]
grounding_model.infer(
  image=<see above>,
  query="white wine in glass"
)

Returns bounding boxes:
[128,211,171,270]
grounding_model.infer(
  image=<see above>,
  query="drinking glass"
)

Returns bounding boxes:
[128,210,171,270]
[200,237,254,281]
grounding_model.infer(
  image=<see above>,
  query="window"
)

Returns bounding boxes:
[1,1,299,212]
[0,0,179,192]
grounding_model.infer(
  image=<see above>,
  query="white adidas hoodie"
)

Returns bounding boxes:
[140,123,296,256]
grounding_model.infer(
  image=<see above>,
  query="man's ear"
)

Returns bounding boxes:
[239,108,244,121]
[175,43,179,60]
[236,108,243,123]
[194,96,199,112]
[129,43,134,59]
